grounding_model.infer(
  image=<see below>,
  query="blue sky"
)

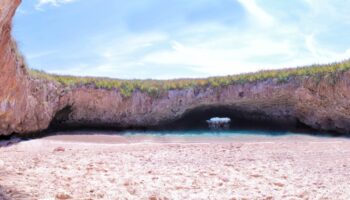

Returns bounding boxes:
[13,0,350,79]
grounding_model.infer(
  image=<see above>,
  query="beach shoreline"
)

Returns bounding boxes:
[1,133,350,199]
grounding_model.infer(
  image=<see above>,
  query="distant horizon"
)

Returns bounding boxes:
[14,0,350,79]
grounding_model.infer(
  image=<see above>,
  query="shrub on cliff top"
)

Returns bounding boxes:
[29,59,350,97]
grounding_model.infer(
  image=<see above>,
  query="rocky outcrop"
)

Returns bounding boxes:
[1,0,350,136]
[294,73,350,133]
[0,0,27,135]
[62,79,298,129]
[0,0,64,135]
[55,72,350,134]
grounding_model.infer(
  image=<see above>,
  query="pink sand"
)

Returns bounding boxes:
[1,133,350,199]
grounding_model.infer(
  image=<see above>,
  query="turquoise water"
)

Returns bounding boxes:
[40,128,343,142]
[119,129,331,138]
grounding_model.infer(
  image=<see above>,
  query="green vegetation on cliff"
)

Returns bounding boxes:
[29,59,350,97]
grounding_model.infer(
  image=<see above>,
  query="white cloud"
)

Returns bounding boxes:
[142,37,292,76]
[35,0,77,10]
[237,0,275,27]
[27,50,57,59]
[48,22,350,79]
[25,0,350,79]
[98,32,168,61]
[305,34,350,63]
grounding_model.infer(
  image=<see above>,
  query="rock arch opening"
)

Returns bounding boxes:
[48,106,73,130]
[45,104,314,133]
[159,105,313,132]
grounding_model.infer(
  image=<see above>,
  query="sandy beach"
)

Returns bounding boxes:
[1,133,350,200]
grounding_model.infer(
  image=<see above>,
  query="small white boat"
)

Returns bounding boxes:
[206,117,231,129]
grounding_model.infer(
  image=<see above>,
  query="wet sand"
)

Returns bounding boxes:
[1,133,350,199]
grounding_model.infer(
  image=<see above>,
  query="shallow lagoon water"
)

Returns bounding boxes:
[120,129,330,138]
[40,128,341,145]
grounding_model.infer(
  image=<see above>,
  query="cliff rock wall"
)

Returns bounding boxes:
[0,0,27,135]
[0,0,64,135]
[57,72,350,134]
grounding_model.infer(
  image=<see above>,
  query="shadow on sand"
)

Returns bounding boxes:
[0,137,22,148]
[0,184,28,200]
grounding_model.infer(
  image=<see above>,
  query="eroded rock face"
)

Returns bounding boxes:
[0,0,27,135]
[1,0,350,136]
[0,0,64,135]
[294,72,350,133]
[62,79,299,129]
[59,73,350,134]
